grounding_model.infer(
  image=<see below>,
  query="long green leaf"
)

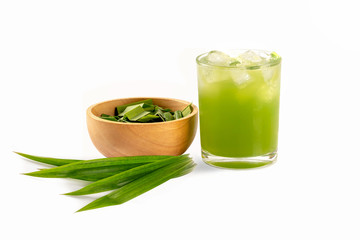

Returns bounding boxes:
[15,152,81,166]
[15,152,152,181]
[65,155,190,195]
[24,155,173,178]
[68,164,143,181]
[76,158,195,212]
[172,162,196,178]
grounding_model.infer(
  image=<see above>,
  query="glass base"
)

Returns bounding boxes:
[202,150,277,169]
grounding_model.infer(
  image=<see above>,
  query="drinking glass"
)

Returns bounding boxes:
[196,50,281,169]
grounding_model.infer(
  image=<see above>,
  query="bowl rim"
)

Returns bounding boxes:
[87,97,198,125]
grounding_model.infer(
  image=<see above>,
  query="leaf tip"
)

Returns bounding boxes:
[63,191,81,196]
[76,205,91,213]
[14,151,24,156]
[23,172,35,176]
[23,171,47,178]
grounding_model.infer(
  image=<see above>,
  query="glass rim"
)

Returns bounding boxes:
[196,49,282,70]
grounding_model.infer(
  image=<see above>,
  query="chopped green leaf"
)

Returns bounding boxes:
[137,114,160,123]
[229,61,240,66]
[118,104,145,117]
[124,105,150,121]
[100,99,193,123]
[271,51,280,59]
[142,104,155,112]
[163,112,174,121]
[118,116,131,123]
[181,104,193,117]
[174,110,183,120]
[154,108,166,122]
[115,99,153,116]
[100,114,119,122]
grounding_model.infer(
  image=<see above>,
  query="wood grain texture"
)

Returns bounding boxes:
[86,97,198,157]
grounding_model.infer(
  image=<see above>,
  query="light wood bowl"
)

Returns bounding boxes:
[86,97,198,157]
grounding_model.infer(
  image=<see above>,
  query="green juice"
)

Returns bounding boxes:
[196,50,281,169]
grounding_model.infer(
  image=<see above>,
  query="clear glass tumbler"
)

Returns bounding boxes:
[196,50,282,169]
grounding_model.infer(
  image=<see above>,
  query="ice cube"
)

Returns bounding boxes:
[258,85,279,102]
[236,49,276,66]
[198,67,232,84]
[261,66,275,84]
[231,70,251,88]
[205,50,233,66]
[257,50,272,60]
[237,50,264,65]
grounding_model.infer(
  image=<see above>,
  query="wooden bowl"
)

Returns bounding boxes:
[86,97,198,157]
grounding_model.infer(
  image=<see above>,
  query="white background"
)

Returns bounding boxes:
[1,0,359,239]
